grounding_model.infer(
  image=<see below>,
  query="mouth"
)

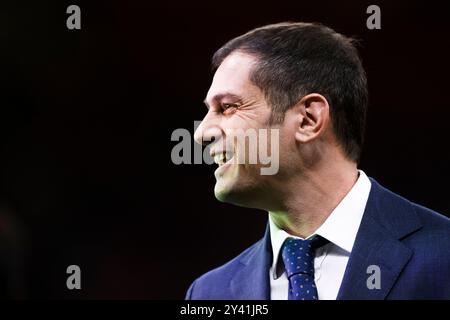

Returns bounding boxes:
[212,151,234,167]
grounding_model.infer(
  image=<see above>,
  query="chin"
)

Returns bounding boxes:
[214,179,237,203]
[213,178,263,209]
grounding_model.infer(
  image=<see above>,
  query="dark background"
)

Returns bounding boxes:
[0,0,448,299]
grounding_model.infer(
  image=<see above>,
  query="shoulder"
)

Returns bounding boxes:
[407,201,450,251]
[412,201,450,230]
[381,179,450,233]
[397,199,450,292]
[363,178,450,296]
[370,177,450,228]
[185,239,263,300]
[371,177,450,252]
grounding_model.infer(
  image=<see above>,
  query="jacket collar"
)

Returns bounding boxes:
[337,178,422,299]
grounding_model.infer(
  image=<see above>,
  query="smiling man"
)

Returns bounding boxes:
[186,22,450,300]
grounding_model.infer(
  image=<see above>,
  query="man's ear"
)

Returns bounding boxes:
[294,93,330,143]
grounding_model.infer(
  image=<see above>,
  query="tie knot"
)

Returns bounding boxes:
[281,236,327,278]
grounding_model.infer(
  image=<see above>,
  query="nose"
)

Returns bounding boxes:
[194,111,223,147]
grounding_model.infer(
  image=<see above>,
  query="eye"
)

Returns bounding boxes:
[221,103,239,114]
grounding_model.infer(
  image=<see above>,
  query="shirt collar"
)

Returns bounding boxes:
[269,170,372,279]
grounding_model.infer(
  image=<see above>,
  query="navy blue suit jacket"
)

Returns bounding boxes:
[186,178,450,300]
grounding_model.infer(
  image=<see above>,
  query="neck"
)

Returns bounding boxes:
[269,158,358,238]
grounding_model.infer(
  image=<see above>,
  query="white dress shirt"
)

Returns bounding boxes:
[269,170,371,300]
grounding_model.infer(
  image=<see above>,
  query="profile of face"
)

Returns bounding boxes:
[194,51,313,210]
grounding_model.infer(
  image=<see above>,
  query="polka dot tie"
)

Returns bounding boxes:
[281,236,328,300]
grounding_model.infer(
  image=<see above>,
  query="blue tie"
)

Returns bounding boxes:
[281,236,328,300]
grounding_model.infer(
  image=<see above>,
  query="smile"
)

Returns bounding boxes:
[212,151,234,167]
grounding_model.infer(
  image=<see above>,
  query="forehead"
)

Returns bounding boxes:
[206,52,260,101]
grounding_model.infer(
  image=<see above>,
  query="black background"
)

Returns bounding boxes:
[0,0,449,299]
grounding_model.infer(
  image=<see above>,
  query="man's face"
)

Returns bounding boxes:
[194,52,294,208]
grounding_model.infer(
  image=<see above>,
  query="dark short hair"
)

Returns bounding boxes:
[212,22,368,162]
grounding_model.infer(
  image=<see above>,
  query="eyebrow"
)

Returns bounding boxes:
[203,93,243,109]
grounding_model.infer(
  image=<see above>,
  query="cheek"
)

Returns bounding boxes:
[276,126,298,165]
[282,131,297,155]
[223,115,259,132]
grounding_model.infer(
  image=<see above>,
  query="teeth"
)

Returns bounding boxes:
[213,152,233,166]
[214,153,226,166]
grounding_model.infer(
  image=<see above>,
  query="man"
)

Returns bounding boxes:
[186,22,450,300]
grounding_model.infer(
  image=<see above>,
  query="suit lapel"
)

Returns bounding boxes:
[337,178,422,300]
[230,224,272,299]
[336,215,413,299]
